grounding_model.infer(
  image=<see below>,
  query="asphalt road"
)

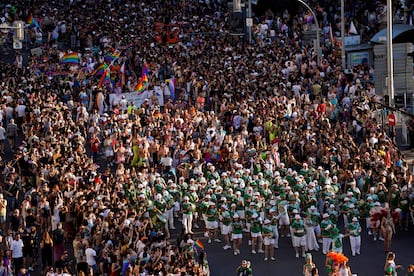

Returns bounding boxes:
[188,219,414,276]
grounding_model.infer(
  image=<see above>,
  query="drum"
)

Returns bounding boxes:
[156,213,167,224]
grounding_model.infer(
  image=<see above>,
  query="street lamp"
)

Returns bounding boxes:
[296,0,321,66]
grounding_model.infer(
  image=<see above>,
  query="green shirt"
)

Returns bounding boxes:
[232,221,243,234]
[291,219,305,237]
[182,202,193,215]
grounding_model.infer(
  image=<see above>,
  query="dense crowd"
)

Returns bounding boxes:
[0,0,414,276]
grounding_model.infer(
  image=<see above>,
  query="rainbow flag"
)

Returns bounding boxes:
[91,63,108,76]
[104,51,121,63]
[27,13,42,31]
[98,68,111,88]
[141,65,149,84]
[135,64,149,94]
[62,52,80,64]
[193,239,204,252]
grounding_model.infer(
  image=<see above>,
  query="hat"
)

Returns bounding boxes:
[310,205,316,210]
[367,196,373,200]
[264,219,271,224]
[323,213,329,218]
[374,202,381,206]
[347,191,353,196]
[233,213,240,218]
[183,196,189,201]
[352,217,358,222]
[187,239,194,244]
[344,197,350,201]
[294,214,301,219]
[349,204,355,208]
[250,202,255,206]
[329,204,335,208]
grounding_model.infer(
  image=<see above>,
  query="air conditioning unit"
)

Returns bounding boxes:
[13,40,22,49]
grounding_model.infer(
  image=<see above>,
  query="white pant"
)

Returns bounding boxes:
[349,235,361,255]
[322,237,332,254]
[164,208,174,229]
[272,226,279,248]
[183,213,193,234]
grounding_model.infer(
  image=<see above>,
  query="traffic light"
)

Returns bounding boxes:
[13,20,24,40]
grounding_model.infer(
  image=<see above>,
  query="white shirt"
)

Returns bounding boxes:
[11,238,24,258]
[85,247,97,266]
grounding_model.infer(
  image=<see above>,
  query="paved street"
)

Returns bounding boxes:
[188,217,414,276]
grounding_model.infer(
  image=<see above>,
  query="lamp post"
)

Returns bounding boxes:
[297,0,321,66]
[341,0,346,70]
[387,0,395,107]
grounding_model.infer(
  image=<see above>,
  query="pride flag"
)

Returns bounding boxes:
[98,68,111,88]
[104,51,121,63]
[91,63,108,76]
[193,239,204,252]
[62,52,80,64]
[27,13,42,31]
[135,64,149,94]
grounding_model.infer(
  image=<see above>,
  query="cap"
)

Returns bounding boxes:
[264,219,271,224]
[374,202,381,206]
[310,205,316,210]
[367,196,373,200]
[349,204,355,208]
[323,213,329,218]
[294,214,301,219]
[233,213,239,218]
[329,204,335,208]
[352,217,358,222]
[183,196,189,201]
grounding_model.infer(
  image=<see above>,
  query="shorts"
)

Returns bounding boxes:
[232,233,243,240]
[221,224,232,235]
[206,220,218,229]
[263,237,275,246]
[0,215,5,224]
[251,232,262,238]
[292,235,306,247]
[279,214,290,226]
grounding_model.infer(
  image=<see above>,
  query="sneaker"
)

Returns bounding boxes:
[194,223,200,229]
[287,234,291,237]
[302,254,306,258]
[257,249,264,253]
[274,245,279,249]
[264,258,268,261]
[373,236,377,241]
[248,240,252,246]
[208,239,212,244]
[236,249,240,254]
[204,232,209,237]
[271,257,276,261]
[252,250,256,254]
[368,230,372,236]
[352,253,356,256]
[214,238,222,243]
[356,252,360,255]
[296,253,299,258]
[224,245,231,250]
[379,237,384,241]
[234,251,238,255]
[170,227,176,230]
[28,267,34,272]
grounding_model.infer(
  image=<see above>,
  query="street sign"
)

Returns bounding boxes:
[13,40,22,49]
[246,18,253,27]
[388,113,396,126]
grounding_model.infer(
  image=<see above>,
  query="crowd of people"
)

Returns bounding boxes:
[0,0,414,276]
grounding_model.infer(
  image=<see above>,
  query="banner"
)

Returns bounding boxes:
[109,86,164,109]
